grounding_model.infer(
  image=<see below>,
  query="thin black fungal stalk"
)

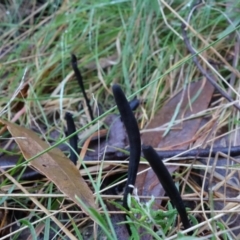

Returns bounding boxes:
[112,84,141,210]
[71,54,94,121]
[65,112,78,165]
[142,145,191,231]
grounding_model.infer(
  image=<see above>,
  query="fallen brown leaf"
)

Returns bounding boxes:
[0,119,96,214]
[136,79,215,205]
[142,79,214,147]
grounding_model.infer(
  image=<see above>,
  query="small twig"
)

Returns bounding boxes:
[142,145,191,231]
[155,145,240,159]
[71,54,94,121]
[6,145,240,180]
[181,23,240,112]
[65,112,78,165]
[128,98,140,111]
[107,145,240,161]
[112,84,141,210]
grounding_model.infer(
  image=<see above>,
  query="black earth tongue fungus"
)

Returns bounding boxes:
[112,84,141,210]
[142,145,191,231]
[71,54,94,121]
[64,112,79,165]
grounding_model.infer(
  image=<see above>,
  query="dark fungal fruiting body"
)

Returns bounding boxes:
[65,112,78,165]
[71,54,94,121]
[142,145,191,231]
[112,84,141,210]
